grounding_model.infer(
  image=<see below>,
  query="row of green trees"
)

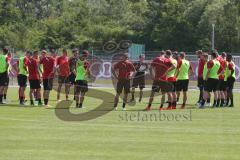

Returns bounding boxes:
[0,0,239,52]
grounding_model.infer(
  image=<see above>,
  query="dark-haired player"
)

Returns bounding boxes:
[3,51,11,103]
[176,52,193,109]
[225,54,236,107]
[17,51,31,105]
[205,52,221,107]
[199,53,210,108]
[145,51,174,111]
[216,52,227,107]
[196,50,205,105]
[113,53,135,111]
[130,54,148,103]
[0,48,10,104]
[39,50,55,107]
[27,51,42,106]
[50,49,58,66]
[75,50,90,108]
[69,49,79,100]
[56,49,70,101]
[165,50,178,109]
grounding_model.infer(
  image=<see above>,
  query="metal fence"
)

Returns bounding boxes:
[8,51,240,89]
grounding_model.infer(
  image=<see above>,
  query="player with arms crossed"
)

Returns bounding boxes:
[75,50,90,108]
[27,51,42,106]
[130,54,148,103]
[39,50,55,107]
[175,52,194,109]
[204,52,221,107]
[145,51,174,111]
[113,53,135,111]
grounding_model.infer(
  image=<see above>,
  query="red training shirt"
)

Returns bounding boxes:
[27,57,40,80]
[56,56,70,77]
[39,56,55,79]
[228,62,234,71]
[6,55,11,64]
[198,58,205,77]
[114,60,135,79]
[151,56,172,81]
[216,56,226,80]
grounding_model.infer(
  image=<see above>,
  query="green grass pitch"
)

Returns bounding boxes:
[0,88,240,160]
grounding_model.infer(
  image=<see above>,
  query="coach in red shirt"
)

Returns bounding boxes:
[113,53,135,110]
[56,49,70,101]
[39,50,55,106]
[27,51,42,106]
[145,51,174,111]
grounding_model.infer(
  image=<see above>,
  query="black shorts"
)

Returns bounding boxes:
[132,75,145,89]
[223,81,227,91]
[43,79,53,91]
[203,80,207,90]
[197,77,204,88]
[218,79,226,91]
[6,75,9,86]
[227,77,235,90]
[69,73,76,85]
[176,80,189,92]
[58,76,70,84]
[206,78,218,92]
[152,80,173,93]
[17,74,27,87]
[0,72,8,86]
[75,80,88,93]
[168,81,176,92]
[117,79,131,94]
[29,79,41,89]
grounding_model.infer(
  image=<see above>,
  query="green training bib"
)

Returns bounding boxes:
[203,62,208,80]
[19,57,28,76]
[75,60,88,81]
[167,58,177,78]
[224,62,229,81]
[225,61,236,80]
[177,59,190,80]
[208,59,220,79]
[0,55,7,73]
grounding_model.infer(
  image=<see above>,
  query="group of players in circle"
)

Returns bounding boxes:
[0,48,90,108]
[0,48,236,111]
[112,50,236,111]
